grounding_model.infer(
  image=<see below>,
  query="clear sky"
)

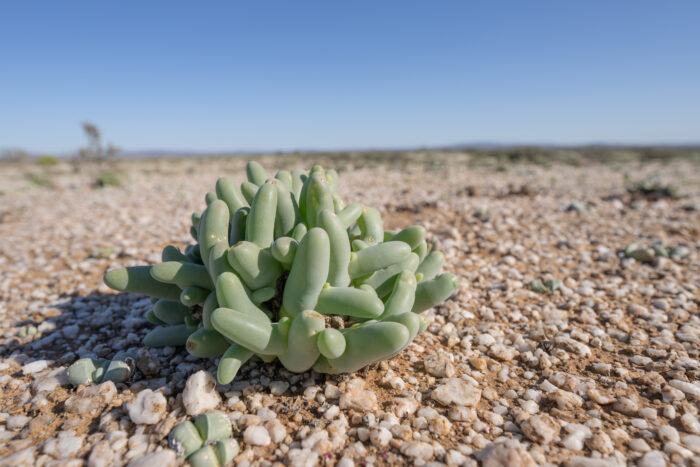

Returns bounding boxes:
[1,1,699,154]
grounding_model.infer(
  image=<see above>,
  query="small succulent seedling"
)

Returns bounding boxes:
[528,279,562,293]
[67,351,134,387]
[169,411,238,466]
[624,242,689,263]
[102,162,458,384]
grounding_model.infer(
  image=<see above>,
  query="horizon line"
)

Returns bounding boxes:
[5,141,700,158]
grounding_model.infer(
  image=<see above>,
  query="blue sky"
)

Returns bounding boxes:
[1,1,699,154]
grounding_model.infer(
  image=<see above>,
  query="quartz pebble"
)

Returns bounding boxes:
[400,441,434,461]
[6,415,31,431]
[521,414,559,444]
[125,389,167,425]
[22,360,49,375]
[243,425,271,446]
[126,449,178,467]
[637,450,666,467]
[431,378,481,406]
[182,371,221,416]
[477,439,536,467]
[339,379,378,412]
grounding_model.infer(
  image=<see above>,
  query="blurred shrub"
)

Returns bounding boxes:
[24,171,55,188]
[38,155,60,166]
[627,175,680,200]
[94,171,122,188]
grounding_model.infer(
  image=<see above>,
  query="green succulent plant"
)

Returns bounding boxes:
[102,161,457,384]
[169,411,238,466]
[67,351,134,386]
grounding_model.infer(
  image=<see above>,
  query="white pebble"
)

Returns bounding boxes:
[126,389,167,425]
[22,360,49,375]
[638,450,666,467]
[370,427,392,447]
[269,381,289,395]
[244,425,271,446]
[680,413,700,434]
[431,378,481,406]
[182,371,221,416]
[6,415,31,430]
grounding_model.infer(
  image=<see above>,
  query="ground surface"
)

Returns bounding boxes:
[0,153,699,466]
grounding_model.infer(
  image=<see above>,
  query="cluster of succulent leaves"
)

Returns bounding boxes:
[102,161,457,385]
[169,411,238,467]
[528,279,562,293]
[624,242,689,263]
[67,351,134,387]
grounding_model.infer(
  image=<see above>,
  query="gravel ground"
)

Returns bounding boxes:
[0,154,699,466]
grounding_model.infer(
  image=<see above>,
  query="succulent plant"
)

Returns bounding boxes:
[67,351,134,386]
[103,161,457,384]
[169,411,238,466]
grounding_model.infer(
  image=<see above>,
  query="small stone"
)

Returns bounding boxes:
[628,438,651,452]
[680,413,700,434]
[339,379,378,412]
[431,378,481,406]
[561,424,591,451]
[88,440,117,467]
[0,447,35,466]
[521,414,559,444]
[446,449,468,466]
[135,348,159,376]
[394,397,419,417]
[285,448,319,467]
[587,388,615,405]
[265,419,286,443]
[681,435,700,454]
[477,439,537,467]
[638,450,666,467]
[125,389,167,425]
[663,441,693,459]
[669,379,700,399]
[369,427,392,447]
[613,397,638,415]
[430,415,453,435]
[424,353,455,377]
[301,430,329,452]
[324,384,342,400]
[489,343,517,361]
[269,381,289,395]
[400,441,434,461]
[631,418,648,429]
[32,368,68,392]
[182,371,221,416]
[475,334,496,346]
[657,424,679,443]
[22,360,49,375]
[44,435,84,458]
[243,425,271,446]
[6,415,31,431]
[62,325,80,340]
[639,407,657,420]
[126,449,178,467]
[564,456,622,467]
[550,389,583,410]
[585,431,614,455]
[661,385,685,402]
[64,381,117,415]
